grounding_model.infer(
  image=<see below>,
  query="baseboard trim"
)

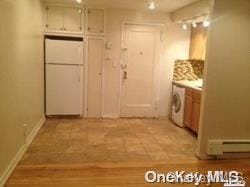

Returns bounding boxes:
[0,116,45,187]
[195,152,215,160]
[102,114,120,119]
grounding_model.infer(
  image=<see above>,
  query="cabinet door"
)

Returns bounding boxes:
[87,8,105,34]
[191,90,201,133]
[46,6,64,30]
[184,95,192,128]
[87,38,104,117]
[64,7,83,32]
[191,101,200,133]
[184,88,192,127]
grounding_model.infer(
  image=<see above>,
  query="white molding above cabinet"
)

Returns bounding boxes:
[44,4,84,37]
[86,8,105,36]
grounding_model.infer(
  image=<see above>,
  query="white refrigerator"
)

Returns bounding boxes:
[45,38,83,116]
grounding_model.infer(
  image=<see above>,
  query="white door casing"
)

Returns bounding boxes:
[120,24,162,117]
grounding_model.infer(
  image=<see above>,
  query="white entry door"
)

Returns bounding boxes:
[121,24,162,117]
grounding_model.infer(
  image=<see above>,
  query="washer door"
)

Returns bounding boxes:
[172,93,182,113]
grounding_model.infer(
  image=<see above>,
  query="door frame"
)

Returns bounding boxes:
[118,21,164,118]
[84,36,105,117]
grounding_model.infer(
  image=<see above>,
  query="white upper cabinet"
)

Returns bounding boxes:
[45,6,83,33]
[46,6,64,31]
[64,8,83,32]
[86,8,105,35]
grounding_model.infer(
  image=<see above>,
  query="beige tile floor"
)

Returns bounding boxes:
[20,118,197,165]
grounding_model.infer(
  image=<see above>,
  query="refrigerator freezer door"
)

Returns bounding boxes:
[46,64,83,115]
[45,39,83,65]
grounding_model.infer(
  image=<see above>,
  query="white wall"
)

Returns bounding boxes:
[160,24,191,117]
[197,0,250,158]
[0,0,44,183]
[103,9,190,118]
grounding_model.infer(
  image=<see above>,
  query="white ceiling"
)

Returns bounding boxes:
[42,0,200,12]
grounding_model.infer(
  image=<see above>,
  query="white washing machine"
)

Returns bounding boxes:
[172,84,186,127]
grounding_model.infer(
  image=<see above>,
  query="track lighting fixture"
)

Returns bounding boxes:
[203,20,210,27]
[148,1,156,10]
[192,21,197,28]
[182,23,188,30]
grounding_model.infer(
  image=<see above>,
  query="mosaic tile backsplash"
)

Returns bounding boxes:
[173,60,205,81]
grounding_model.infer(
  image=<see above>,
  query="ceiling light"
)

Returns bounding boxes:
[182,23,188,30]
[192,21,197,28]
[148,1,156,10]
[203,20,210,27]
[76,0,82,3]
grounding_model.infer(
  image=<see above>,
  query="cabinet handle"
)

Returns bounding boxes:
[123,71,127,80]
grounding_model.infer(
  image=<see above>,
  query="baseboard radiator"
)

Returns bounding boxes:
[207,140,250,156]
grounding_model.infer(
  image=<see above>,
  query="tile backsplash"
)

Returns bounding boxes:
[173,59,205,81]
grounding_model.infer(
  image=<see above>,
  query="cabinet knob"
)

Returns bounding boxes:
[79,27,82,30]
[88,27,91,31]
[45,24,48,28]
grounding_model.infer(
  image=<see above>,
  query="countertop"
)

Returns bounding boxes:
[173,79,203,91]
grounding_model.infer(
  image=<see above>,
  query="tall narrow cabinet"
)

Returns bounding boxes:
[85,8,105,117]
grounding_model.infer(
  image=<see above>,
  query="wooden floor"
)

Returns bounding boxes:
[6,119,250,186]
[6,160,250,187]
